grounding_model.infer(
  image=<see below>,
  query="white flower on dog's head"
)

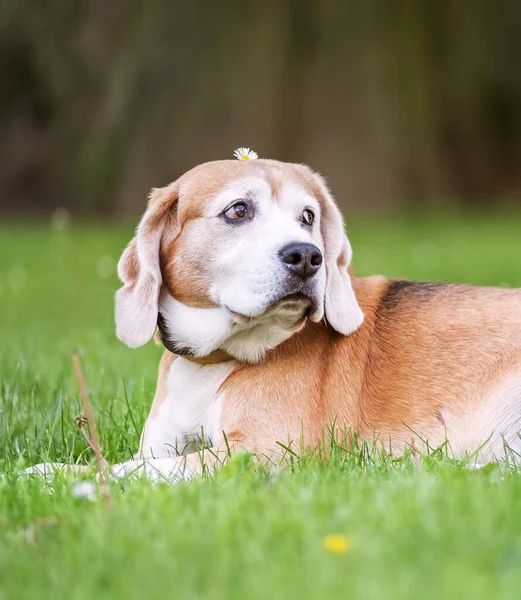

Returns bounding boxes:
[233,147,258,161]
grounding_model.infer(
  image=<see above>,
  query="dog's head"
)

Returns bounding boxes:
[115,159,363,362]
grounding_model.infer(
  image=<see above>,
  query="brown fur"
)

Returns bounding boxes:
[149,350,176,419]
[136,160,521,467]
[156,160,353,310]
[150,277,521,459]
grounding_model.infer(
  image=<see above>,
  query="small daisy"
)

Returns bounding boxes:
[233,147,258,161]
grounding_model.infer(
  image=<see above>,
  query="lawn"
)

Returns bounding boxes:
[1,211,521,599]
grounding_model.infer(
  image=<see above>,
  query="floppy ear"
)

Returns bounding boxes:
[312,172,364,335]
[115,183,180,347]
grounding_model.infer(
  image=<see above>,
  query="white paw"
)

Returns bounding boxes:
[21,459,191,485]
[110,458,192,484]
[22,463,93,481]
[22,462,68,478]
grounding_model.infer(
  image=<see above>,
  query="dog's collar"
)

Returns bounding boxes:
[181,350,235,365]
[156,313,234,365]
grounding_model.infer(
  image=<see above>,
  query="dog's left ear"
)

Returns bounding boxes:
[297,166,364,335]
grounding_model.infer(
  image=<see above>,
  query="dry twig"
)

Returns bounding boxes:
[72,350,111,504]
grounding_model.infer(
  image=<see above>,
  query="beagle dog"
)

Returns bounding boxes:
[27,158,521,482]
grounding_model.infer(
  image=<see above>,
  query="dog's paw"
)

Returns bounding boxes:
[22,462,68,478]
[22,463,93,480]
[21,459,192,485]
[109,458,192,484]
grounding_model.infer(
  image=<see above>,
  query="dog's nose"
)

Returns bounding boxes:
[279,242,323,279]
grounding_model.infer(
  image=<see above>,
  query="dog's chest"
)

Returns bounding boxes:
[141,358,235,457]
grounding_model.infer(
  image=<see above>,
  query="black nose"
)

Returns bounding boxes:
[279,242,323,279]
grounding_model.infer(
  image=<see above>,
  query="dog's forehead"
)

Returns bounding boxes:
[176,159,318,220]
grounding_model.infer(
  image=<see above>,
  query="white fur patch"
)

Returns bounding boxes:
[110,458,193,483]
[449,374,521,463]
[389,372,521,464]
[139,357,235,458]
[22,460,193,484]
[159,294,305,363]
[209,178,326,323]
[157,175,336,362]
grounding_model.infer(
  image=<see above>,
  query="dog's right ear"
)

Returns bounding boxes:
[115,183,180,348]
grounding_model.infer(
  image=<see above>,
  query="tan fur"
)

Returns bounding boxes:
[160,161,289,307]
[149,350,176,419]
[137,160,521,469]
[156,278,520,462]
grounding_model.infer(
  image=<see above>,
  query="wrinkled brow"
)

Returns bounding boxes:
[177,163,315,222]
[261,168,284,200]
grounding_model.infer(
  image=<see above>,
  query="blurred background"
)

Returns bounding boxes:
[1,0,520,219]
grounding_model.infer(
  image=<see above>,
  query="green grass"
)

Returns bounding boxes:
[1,212,521,599]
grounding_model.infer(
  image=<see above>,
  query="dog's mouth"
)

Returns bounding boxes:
[225,292,315,324]
[272,292,313,313]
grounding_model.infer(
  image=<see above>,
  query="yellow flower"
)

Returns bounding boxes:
[233,147,258,161]
[323,534,352,554]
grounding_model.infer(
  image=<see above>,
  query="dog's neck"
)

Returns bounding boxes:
[157,294,306,363]
[156,313,234,364]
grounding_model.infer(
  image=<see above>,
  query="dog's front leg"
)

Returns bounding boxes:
[24,445,230,484]
[111,442,235,483]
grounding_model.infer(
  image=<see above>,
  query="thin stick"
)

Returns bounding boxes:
[75,416,104,458]
[72,351,111,503]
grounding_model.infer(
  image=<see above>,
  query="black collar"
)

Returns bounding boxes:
[156,312,190,355]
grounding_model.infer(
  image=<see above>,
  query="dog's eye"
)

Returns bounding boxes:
[224,202,248,220]
[301,209,314,226]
